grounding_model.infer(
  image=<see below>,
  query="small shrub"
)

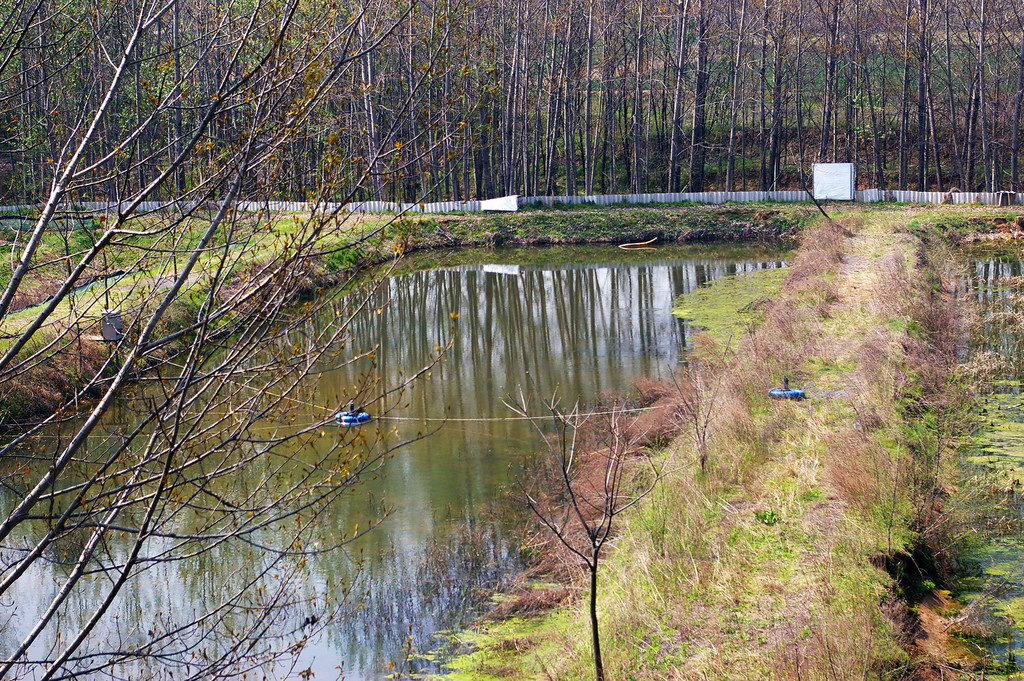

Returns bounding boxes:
[323,245,365,273]
[755,508,782,525]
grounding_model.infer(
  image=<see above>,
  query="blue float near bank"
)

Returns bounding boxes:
[768,377,805,400]
[768,388,806,400]
[335,402,372,426]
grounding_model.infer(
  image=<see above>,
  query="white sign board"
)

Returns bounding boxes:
[480,195,519,212]
[812,163,855,201]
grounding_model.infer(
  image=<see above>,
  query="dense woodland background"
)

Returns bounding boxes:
[2,0,1024,205]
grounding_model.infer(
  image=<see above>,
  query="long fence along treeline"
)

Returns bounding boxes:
[3,0,1024,207]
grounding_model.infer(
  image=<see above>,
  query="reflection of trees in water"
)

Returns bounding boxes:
[328,512,522,677]
[340,256,789,420]
[967,257,1024,377]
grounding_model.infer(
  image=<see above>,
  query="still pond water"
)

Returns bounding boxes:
[1,243,790,679]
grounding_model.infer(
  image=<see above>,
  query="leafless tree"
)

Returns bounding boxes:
[508,392,662,681]
[674,354,727,475]
[0,0,460,677]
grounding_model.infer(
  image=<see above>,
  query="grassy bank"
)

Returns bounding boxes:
[415,204,809,247]
[441,209,988,679]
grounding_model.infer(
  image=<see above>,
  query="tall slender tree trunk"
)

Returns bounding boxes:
[668,0,690,192]
[817,0,840,163]
[758,0,769,190]
[543,24,562,195]
[442,5,458,201]
[563,20,578,195]
[173,0,184,196]
[479,104,494,198]
[584,1,596,195]
[898,0,912,188]
[631,0,645,194]
[916,0,928,190]
[606,38,618,192]
[503,4,523,194]
[726,0,748,191]
[359,19,382,200]
[689,0,709,191]
[1012,29,1024,191]
[945,8,963,187]
[521,50,534,195]
[978,0,990,190]
[795,15,806,173]
[926,66,944,189]
[767,8,785,190]
[966,72,981,189]
[856,4,884,190]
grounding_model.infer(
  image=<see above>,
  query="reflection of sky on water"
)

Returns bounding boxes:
[1,244,789,680]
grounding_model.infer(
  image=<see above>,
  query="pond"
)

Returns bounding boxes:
[0,242,789,679]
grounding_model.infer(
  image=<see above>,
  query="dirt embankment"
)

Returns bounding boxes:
[411,205,807,251]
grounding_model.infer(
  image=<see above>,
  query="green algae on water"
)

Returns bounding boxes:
[957,388,1024,667]
[428,609,570,680]
[967,393,1024,485]
[673,267,787,345]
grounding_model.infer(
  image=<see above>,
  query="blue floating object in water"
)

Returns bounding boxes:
[335,410,371,426]
[768,388,806,400]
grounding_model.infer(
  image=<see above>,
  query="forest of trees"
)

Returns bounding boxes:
[2,0,1024,205]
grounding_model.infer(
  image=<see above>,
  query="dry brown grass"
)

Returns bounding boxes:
[486,585,576,620]
[875,250,914,310]
[855,327,902,399]
[823,427,888,516]
[631,375,675,405]
[958,350,1011,383]
[8,277,65,313]
[0,329,110,422]
[784,220,850,285]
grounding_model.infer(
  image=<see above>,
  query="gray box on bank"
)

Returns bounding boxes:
[101,310,123,341]
[812,163,855,201]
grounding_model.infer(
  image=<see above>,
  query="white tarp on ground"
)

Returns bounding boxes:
[480,195,519,211]
[813,163,856,200]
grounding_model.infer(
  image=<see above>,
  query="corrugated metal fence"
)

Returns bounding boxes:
[522,191,807,206]
[3,189,1024,218]
[0,199,484,216]
[523,189,1024,206]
